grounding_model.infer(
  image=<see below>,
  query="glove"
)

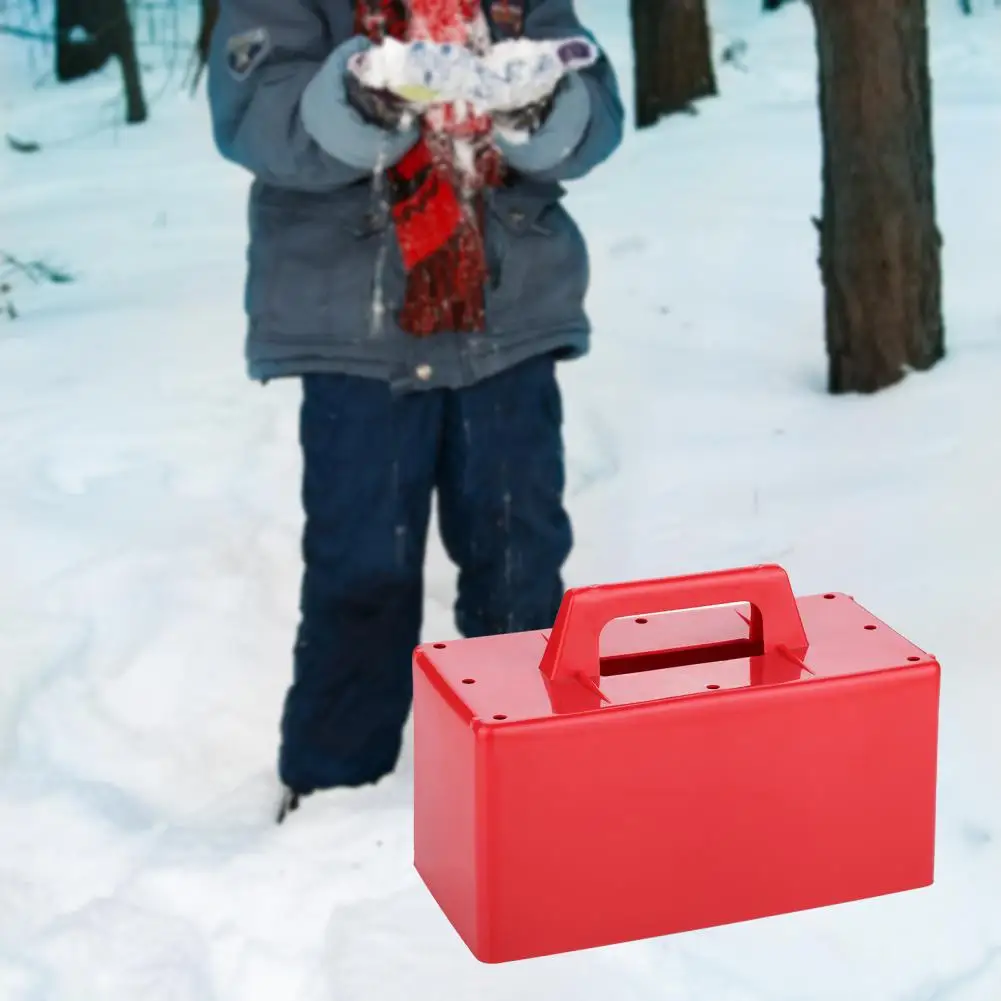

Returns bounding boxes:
[491,82,561,139]
[492,69,593,172]
[300,35,420,172]
[343,70,413,132]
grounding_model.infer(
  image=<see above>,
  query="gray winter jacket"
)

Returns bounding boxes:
[208,0,624,392]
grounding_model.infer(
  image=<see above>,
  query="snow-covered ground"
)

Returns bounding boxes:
[2,1,1001,998]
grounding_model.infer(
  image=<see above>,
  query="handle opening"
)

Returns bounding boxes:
[599,603,760,677]
[540,565,808,686]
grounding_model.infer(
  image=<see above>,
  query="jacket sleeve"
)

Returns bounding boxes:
[208,0,414,191]
[494,0,625,183]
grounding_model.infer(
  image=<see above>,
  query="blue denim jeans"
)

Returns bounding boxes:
[279,354,573,794]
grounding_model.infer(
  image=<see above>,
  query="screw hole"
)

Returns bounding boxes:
[707,684,721,690]
[907,656,921,662]
[462,678,475,685]
[493,714,507,721]
[864,625,877,631]
[823,594,836,600]
[635,617,648,624]
[433,643,446,649]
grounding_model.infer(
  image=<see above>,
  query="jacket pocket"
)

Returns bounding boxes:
[246,183,404,343]
[485,181,590,336]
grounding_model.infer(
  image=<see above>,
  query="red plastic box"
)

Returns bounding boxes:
[412,565,940,964]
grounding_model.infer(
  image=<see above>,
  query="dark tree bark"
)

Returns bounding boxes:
[56,0,114,80]
[809,0,944,394]
[657,0,718,115]
[55,0,147,123]
[631,0,718,129]
[191,0,220,92]
[109,0,146,123]
[631,0,662,128]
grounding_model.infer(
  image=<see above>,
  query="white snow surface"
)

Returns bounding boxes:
[2,1,1001,998]
[349,35,597,113]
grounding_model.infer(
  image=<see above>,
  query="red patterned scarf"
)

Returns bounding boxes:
[355,0,506,336]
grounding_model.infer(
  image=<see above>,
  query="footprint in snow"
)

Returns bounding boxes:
[608,235,649,258]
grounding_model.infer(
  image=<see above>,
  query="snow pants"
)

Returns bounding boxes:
[279,354,573,795]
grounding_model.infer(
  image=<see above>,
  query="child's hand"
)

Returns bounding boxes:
[491,89,559,141]
[344,71,414,132]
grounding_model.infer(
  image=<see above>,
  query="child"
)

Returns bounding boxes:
[207,0,623,820]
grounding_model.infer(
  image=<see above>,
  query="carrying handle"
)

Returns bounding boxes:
[538,564,808,685]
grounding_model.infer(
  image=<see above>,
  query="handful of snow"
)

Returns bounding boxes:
[347,36,598,115]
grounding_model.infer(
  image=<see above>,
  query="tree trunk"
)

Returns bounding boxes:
[631,0,717,129]
[55,0,147,123]
[630,0,661,128]
[810,0,944,394]
[192,0,220,91]
[108,0,147,123]
[56,0,114,81]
